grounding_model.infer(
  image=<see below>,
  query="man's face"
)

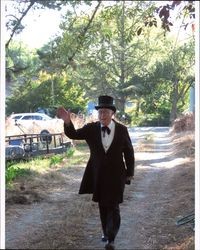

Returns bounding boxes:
[98,108,114,126]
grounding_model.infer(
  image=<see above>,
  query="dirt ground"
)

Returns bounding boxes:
[5,127,195,250]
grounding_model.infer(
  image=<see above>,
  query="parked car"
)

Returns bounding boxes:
[6,112,70,144]
[10,112,54,122]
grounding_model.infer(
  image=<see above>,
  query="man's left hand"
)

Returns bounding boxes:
[125,176,134,185]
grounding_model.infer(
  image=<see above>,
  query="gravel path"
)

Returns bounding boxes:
[6,127,194,249]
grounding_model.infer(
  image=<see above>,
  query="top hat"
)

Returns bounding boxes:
[95,95,116,113]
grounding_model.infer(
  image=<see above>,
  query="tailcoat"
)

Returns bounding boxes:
[64,119,135,205]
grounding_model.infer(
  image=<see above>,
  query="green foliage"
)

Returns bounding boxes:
[49,154,64,166]
[6,165,32,184]
[137,113,170,126]
[58,1,162,112]
[6,58,88,114]
[49,149,75,166]
[115,111,132,125]
[5,1,195,123]
[6,41,40,82]
[65,147,75,158]
[5,145,81,187]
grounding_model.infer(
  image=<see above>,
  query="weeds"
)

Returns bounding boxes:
[50,154,64,166]
[6,166,32,185]
[66,147,75,158]
[5,146,77,186]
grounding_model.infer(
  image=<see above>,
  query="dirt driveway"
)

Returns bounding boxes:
[6,127,194,249]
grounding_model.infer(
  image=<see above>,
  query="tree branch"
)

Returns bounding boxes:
[67,0,102,63]
[6,1,35,48]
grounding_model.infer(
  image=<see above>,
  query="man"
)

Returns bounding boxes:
[57,95,135,250]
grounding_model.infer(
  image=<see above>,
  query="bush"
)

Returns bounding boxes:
[171,112,195,133]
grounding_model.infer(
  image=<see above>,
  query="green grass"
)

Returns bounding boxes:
[5,144,89,186]
[6,166,32,184]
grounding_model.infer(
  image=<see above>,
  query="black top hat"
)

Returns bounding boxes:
[95,95,116,113]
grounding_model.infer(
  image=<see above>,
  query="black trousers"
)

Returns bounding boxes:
[98,203,121,242]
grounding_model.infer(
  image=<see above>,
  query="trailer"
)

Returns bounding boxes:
[5,133,72,161]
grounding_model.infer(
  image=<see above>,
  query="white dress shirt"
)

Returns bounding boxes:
[101,120,115,152]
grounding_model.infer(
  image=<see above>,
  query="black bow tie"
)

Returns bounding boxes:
[101,126,111,136]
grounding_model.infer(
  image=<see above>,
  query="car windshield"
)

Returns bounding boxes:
[11,113,53,121]
[11,115,23,120]
[37,114,52,120]
[21,116,33,120]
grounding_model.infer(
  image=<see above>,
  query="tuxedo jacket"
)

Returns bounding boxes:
[64,119,135,205]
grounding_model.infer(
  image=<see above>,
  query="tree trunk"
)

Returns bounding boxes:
[135,100,140,117]
[115,98,126,113]
[116,2,126,114]
[170,80,179,123]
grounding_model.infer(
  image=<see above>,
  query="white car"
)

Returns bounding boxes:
[6,112,69,144]
[10,112,53,122]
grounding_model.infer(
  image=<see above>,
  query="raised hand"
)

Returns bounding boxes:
[56,107,71,125]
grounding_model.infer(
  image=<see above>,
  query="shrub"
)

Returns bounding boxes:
[171,112,195,133]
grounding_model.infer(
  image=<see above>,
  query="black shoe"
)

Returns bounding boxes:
[105,241,115,250]
[102,235,108,242]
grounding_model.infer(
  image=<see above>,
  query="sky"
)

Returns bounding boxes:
[5,0,98,49]
[4,0,194,50]
[15,9,64,48]
[5,1,68,49]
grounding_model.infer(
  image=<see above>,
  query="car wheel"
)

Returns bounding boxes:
[40,130,52,144]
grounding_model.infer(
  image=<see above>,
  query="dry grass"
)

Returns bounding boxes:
[164,236,194,250]
[171,113,195,133]
[164,127,195,250]
[135,134,155,152]
[169,112,195,160]
[6,143,89,205]
[171,132,195,158]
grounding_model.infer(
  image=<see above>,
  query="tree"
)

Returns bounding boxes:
[168,41,195,121]
[5,1,195,49]
[6,1,195,125]
[6,70,88,115]
[57,1,162,112]
[145,39,195,123]
[5,0,95,48]
[6,41,40,95]
[5,41,88,115]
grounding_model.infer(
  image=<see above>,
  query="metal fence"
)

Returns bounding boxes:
[5,133,72,161]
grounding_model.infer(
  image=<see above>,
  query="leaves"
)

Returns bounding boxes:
[156,1,195,33]
[137,27,142,36]
[5,1,195,123]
